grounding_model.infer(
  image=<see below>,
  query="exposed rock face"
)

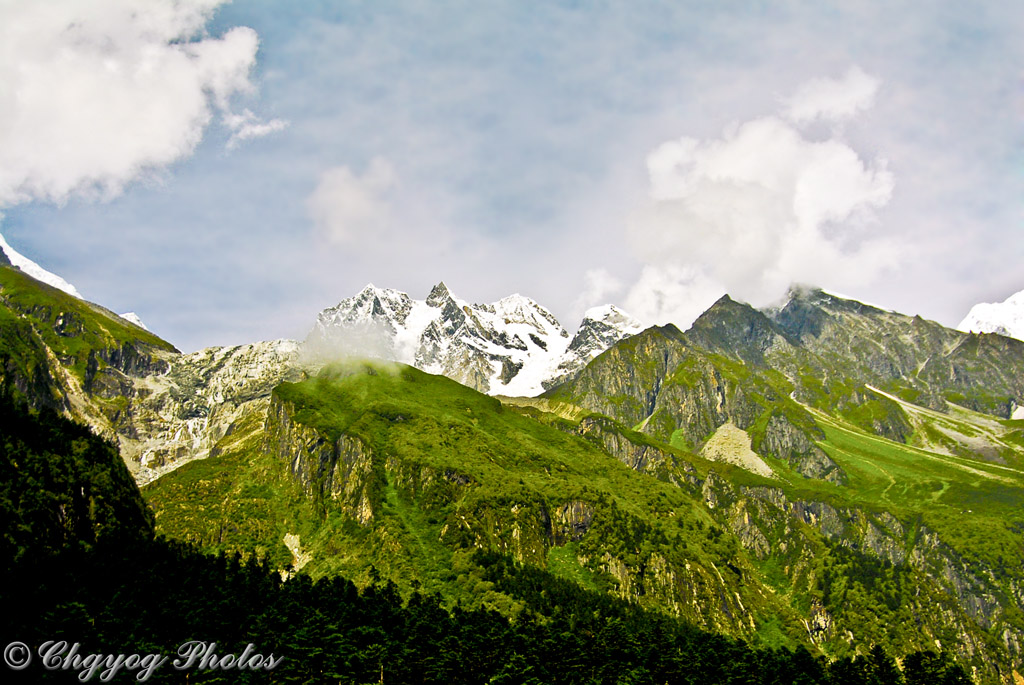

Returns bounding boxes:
[549,287,1024,486]
[119,340,305,483]
[572,415,688,478]
[27,330,306,484]
[265,395,377,525]
[769,287,1024,418]
[305,283,642,396]
[550,500,594,544]
[759,414,845,484]
[542,305,643,389]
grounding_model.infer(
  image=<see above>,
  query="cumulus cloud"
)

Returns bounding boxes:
[628,68,896,311]
[306,158,398,244]
[785,66,880,124]
[0,0,268,208]
[573,268,624,313]
[622,265,724,331]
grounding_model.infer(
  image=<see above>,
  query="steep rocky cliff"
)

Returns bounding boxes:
[1,264,309,483]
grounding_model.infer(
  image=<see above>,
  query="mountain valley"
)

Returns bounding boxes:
[2,258,1024,683]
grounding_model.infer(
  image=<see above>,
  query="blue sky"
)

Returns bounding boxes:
[1,1,1022,351]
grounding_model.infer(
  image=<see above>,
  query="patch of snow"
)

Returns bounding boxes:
[119,312,148,330]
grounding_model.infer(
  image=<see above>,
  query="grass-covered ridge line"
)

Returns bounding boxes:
[0,265,176,389]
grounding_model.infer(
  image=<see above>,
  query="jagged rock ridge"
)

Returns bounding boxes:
[305,282,642,396]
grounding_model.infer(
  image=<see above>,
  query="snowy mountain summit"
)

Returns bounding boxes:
[958,289,1024,341]
[0,231,82,298]
[1,231,152,333]
[305,282,643,396]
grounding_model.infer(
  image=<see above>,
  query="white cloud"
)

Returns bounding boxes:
[622,264,724,331]
[572,268,624,313]
[224,109,289,149]
[0,0,262,207]
[784,66,880,124]
[629,73,896,308]
[306,158,398,244]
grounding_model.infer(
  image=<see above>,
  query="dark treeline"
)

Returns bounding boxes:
[0,393,973,683]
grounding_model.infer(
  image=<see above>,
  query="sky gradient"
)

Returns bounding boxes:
[1,1,1022,352]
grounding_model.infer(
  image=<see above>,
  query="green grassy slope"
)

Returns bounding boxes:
[0,265,176,410]
[144,360,1024,681]
[146,361,804,639]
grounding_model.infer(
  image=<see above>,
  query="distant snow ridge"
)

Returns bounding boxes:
[0,232,82,298]
[119,312,148,331]
[958,290,1024,341]
[305,282,643,396]
[550,304,644,385]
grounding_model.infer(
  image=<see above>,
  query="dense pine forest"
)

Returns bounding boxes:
[0,392,973,683]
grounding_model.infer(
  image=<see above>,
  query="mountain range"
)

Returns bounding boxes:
[2,235,1024,683]
[306,281,643,395]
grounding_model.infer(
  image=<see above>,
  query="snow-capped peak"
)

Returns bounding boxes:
[305,282,643,396]
[582,304,644,331]
[0,232,82,299]
[958,289,1024,341]
[492,294,566,335]
[119,312,149,331]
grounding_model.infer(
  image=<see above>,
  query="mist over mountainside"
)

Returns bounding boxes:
[3,259,1024,682]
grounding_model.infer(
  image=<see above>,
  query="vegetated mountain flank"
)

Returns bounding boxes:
[959,288,1024,346]
[4,396,976,685]
[0,263,305,483]
[305,282,642,395]
[4,254,1024,681]
[145,357,1024,683]
[543,286,1024,683]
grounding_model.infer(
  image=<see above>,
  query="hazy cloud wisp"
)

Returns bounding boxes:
[307,158,399,245]
[784,66,880,124]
